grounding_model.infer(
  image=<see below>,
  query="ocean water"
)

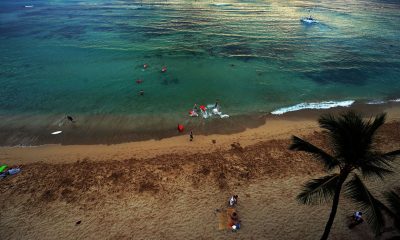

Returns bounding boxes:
[1,0,400,144]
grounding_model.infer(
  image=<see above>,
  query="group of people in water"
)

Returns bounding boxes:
[136,63,167,96]
[189,100,220,117]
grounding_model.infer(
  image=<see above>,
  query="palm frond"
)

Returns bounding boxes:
[345,174,385,235]
[318,111,364,163]
[363,151,395,168]
[297,174,339,205]
[360,163,394,180]
[384,150,400,158]
[384,191,400,227]
[318,113,341,133]
[365,113,386,140]
[290,136,339,170]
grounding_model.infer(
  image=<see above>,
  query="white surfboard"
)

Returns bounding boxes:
[51,131,62,135]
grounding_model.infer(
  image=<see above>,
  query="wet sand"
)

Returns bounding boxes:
[1,107,400,240]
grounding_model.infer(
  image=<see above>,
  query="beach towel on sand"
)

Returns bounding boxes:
[218,207,236,230]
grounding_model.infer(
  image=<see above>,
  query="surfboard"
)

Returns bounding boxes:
[51,131,62,135]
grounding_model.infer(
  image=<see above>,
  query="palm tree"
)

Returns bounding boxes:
[382,189,400,238]
[290,110,400,240]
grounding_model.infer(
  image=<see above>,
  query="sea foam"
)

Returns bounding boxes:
[271,100,355,115]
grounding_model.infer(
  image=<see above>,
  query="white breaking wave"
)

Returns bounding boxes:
[368,99,400,104]
[367,100,386,105]
[211,3,232,6]
[271,100,355,115]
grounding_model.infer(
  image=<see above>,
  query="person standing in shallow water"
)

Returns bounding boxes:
[214,99,219,109]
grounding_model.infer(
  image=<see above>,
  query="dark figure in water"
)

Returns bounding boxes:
[214,99,219,109]
[66,115,75,123]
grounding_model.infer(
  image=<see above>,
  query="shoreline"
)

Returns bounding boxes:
[1,101,400,147]
[2,102,400,165]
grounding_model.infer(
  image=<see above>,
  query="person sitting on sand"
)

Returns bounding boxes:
[0,166,21,179]
[229,212,241,231]
[353,211,363,222]
[229,195,238,206]
[348,211,363,229]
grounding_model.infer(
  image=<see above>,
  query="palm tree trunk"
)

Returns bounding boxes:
[320,171,349,240]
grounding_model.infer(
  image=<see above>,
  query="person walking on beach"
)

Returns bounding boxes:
[189,130,193,141]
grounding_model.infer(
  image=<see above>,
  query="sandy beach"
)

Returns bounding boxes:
[1,0,400,239]
[1,106,400,240]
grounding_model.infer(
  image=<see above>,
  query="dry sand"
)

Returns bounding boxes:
[1,108,400,240]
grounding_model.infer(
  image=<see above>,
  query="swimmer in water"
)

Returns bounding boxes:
[143,63,148,69]
[161,66,167,73]
[139,89,144,96]
[193,104,199,113]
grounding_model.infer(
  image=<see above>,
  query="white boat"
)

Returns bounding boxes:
[301,16,318,24]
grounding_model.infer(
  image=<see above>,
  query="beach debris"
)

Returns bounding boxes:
[231,142,243,151]
[51,131,62,135]
[212,139,216,144]
[76,220,81,225]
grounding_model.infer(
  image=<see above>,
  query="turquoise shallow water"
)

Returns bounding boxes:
[0,0,400,144]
